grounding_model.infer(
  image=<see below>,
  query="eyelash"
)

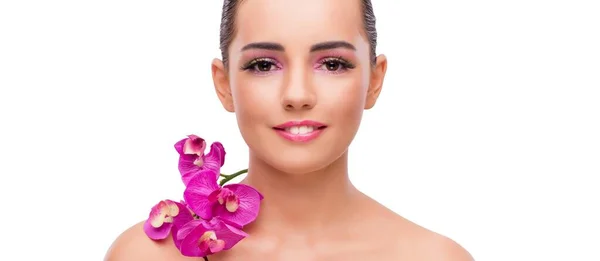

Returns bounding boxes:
[318,57,356,73]
[240,58,281,75]
[240,57,356,75]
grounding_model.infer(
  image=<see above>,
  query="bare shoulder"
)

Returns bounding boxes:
[404,226,475,261]
[104,221,193,261]
[390,214,473,261]
[432,237,474,261]
[362,198,474,261]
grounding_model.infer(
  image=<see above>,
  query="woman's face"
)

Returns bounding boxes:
[212,0,387,174]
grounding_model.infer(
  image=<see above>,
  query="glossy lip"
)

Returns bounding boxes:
[273,120,326,129]
[272,120,328,143]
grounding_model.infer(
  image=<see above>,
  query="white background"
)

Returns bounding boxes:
[1,0,599,260]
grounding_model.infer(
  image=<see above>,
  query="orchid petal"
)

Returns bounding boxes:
[178,153,204,186]
[170,202,194,249]
[174,137,188,155]
[178,220,209,257]
[143,219,172,240]
[216,221,248,250]
[183,172,220,219]
[185,170,220,198]
[149,201,169,227]
[183,134,206,155]
[143,200,179,240]
[203,142,226,170]
[208,239,225,252]
[177,141,224,185]
[215,184,262,227]
[176,219,203,244]
[178,218,247,257]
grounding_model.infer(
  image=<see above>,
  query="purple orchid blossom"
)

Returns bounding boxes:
[143,200,193,243]
[174,134,226,186]
[176,217,247,257]
[143,134,262,260]
[183,168,263,228]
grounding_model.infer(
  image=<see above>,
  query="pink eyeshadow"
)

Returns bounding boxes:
[312,49,357,62]
[240,50,283,62]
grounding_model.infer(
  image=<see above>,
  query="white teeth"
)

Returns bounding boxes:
[284,126,316,135]
[299,126,308,134]
[290,126,299,134]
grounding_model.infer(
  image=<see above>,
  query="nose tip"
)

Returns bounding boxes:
[282,88,316,111]
[284,102,313,111]
[281,69,316,111]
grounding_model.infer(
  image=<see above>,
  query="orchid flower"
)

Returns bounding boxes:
[174,134,226,185]
[176,217,247,257]
[183,168,263,228]
[143,200,193,243]
[144,134,261,260]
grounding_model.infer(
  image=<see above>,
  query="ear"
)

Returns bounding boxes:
[364,54,388,110]
[211,58,235,112]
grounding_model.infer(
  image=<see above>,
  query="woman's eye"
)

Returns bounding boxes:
[324,61,341,71]
[242,59,278,73]
[255,61,274,72]
[318,58,354,72]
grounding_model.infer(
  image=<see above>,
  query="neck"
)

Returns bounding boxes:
[240,151,359,234]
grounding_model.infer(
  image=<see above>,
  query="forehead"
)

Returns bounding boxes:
[231,0,367,53]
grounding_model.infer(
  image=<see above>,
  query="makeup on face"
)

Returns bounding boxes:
[238,41,359,76]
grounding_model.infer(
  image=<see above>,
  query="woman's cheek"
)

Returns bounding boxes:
[234,74,283,118]
[315,73,365,105]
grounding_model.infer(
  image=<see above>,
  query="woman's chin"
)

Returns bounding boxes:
[273,161,327,175]
[258,147,347,175]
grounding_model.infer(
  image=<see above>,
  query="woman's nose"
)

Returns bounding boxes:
[280,65,316,111]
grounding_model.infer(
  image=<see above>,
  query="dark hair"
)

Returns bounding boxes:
[219,0,378,68]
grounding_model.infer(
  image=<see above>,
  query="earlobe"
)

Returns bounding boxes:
[365,54,388,110]
[211,58,235,112]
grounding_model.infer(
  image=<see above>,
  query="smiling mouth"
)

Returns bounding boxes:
[273,125,327,135]
[272,120,328,142]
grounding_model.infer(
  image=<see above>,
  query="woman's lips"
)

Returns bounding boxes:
[272,120,327,143]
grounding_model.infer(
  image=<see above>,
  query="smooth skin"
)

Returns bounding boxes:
[105,0,474,260]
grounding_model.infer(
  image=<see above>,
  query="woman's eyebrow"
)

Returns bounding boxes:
[310,41,356,52]
[241,42,284,52]
[240,41,356,52]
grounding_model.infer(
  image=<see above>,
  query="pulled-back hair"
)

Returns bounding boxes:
[218,0,378,67]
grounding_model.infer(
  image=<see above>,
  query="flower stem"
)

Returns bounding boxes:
[203,257,209,261]
[219,168,248,186]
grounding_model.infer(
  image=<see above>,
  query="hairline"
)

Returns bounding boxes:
[220,0,377,70]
